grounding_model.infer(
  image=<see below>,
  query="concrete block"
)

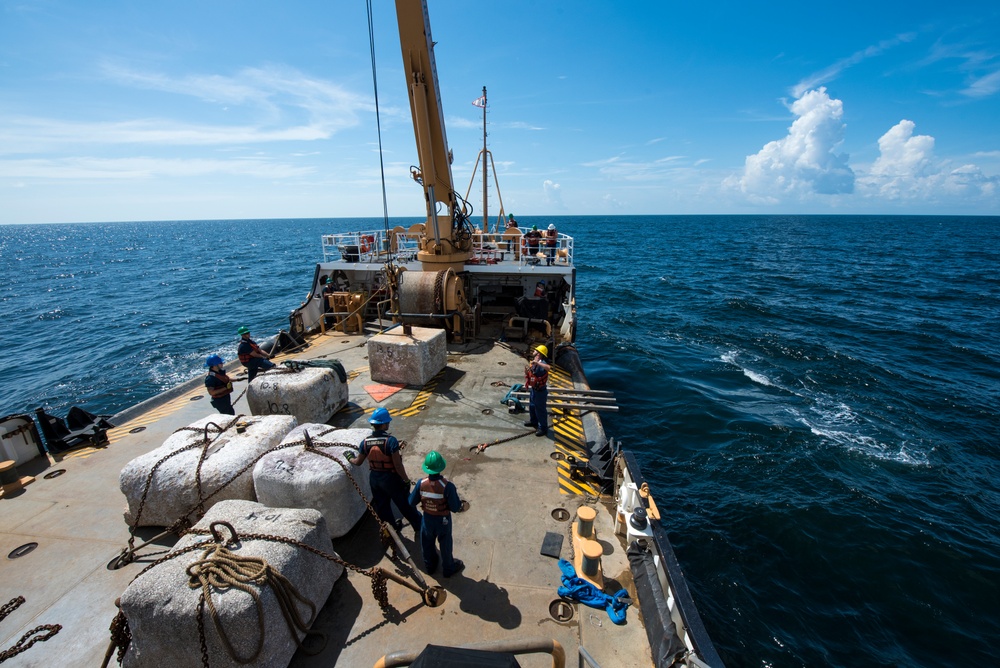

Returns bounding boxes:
[120,499,341,668]
[253,425,373,538]
[247,366,348,423]
[120,414,298,527]
[367,326,446,386]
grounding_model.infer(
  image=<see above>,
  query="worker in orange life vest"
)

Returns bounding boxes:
[544,223,558,265]
[408,451,465,577]
[204,354,235,415]
[349,408,423,533]
[236,325,275,382]
[524,343,551,437]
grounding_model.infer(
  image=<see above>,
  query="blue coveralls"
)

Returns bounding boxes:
[408,475,462,575]
[527,361,549,434]
[360,432,423,530]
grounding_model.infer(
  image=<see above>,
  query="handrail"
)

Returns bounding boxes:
[375,637,565,668]
[321,229,575,267]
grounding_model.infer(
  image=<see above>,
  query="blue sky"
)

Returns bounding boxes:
[1,0,998,224]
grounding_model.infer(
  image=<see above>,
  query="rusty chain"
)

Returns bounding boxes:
[107,430,401,666]
[0,596,62,664]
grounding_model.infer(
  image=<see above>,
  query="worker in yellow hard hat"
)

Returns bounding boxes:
[524,344,551,437]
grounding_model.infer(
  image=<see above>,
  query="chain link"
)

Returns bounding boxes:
[0,596,62,664]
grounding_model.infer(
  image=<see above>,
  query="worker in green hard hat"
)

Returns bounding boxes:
[409,451,465,577]
[524,343,551,437]
[236,326,275,382]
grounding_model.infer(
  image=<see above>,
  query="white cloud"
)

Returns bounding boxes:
[542,179,565,209]
[858,119,999,201]
[791,34,916,99]
[732,88,854,202]
[962,69,1000,98]
[0,156,313,180]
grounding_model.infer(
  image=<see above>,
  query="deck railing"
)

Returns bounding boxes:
[322,230,574,267]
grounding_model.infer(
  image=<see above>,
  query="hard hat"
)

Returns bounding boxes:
[237,325,250,335]
[205,354,224,368]
[531,225,538,231]
[422,451,446,474]
[535,344,549,358]
[369,407,392,425]
[548,224,555,230]
[324,276,332,284]
[508,213,514,218]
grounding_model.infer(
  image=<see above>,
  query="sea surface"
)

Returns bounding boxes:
[2,215,998,667]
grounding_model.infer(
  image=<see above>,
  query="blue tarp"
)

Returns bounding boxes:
[557,559,631,625]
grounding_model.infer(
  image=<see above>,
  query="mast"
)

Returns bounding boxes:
[481,86,488,232]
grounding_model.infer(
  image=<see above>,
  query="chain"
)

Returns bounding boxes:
[0,598,23,624]
[0,625,62,663]
[0,596,62,664]
[126,416,242,555]
[107,433,398,665]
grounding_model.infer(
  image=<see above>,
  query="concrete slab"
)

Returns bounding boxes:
[367,327,446,386]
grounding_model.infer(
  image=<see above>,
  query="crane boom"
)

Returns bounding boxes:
[395,0,471,271]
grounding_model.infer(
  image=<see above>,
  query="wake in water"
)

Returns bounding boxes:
[720,349,931,466]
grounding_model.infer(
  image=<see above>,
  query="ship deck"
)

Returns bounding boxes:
[0,327,650,667]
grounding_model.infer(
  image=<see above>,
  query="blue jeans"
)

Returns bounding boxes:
[210,396,235,415]
[245,358,276,382]
[529,387,548,433]
[420,513,456,575]
[370,472,422,529]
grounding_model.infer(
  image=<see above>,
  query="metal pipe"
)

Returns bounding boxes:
[511,393,617,403]
[376,637,565,668]
[578,645,602,668]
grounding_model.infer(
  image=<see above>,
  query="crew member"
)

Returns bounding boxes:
[524,344,551,437]
[409,451,465,577]
[524,224,542,258]
[204,354,235,415]
[349,407,423,533]
[322,276,336,327]
[544,223,558,265]
[236,325,276,382]
[505,213,519,252]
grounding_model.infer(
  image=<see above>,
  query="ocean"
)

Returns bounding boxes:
[1,215,998,666]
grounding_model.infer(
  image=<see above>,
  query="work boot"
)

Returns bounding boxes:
[524,421,537,428]
[443,560,465,578]
[535,429,547,437]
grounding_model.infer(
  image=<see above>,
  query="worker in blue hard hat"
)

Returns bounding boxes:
[236,325,275,382]
[204,354,235,415]
[409,451,466,577]
[349,407,423,534]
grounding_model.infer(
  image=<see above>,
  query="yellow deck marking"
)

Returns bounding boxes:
[106,388,206,445]
[545,364,602,496]
[394,369,444,417]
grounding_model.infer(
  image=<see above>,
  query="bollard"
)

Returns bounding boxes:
[575,506,596,539]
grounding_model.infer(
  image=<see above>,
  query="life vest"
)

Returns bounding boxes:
[418,477,450,516]
[205,371,233,398]
[525,362,549,389]
[238,338,262,364]
[545,229,557,246]
[363,435,395,472]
